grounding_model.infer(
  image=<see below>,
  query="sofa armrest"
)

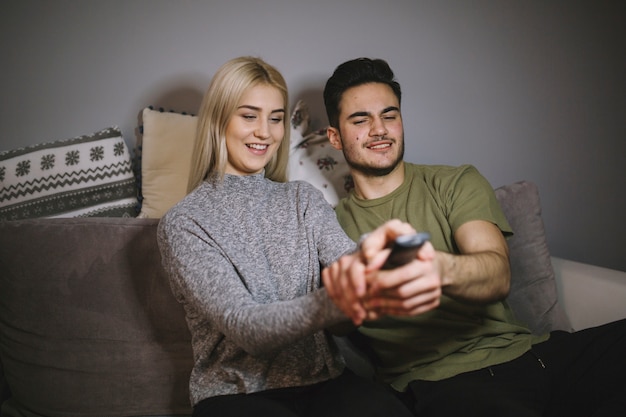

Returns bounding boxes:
[552,257,626,331]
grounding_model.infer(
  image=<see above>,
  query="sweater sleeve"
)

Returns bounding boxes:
[157,210,348,357]
[299,181,357,267]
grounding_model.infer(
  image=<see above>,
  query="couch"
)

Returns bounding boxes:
[1,179,625,417]
[1,102,625,416]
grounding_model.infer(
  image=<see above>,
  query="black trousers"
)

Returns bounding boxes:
[401,318,626,417]
[193,369,413,417]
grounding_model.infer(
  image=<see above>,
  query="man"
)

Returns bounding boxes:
[321,57,626,416]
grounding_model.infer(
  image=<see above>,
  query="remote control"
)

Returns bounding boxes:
[381,233,430,270]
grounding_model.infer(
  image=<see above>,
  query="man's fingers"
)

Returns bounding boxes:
[367,261,422,292]
[363,256,443,317]
[364,248,393,274]
[417,241,436,261]
[360,220,415,266]
[364,288,441,316]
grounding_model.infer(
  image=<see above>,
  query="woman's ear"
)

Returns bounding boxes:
[326,127,342,150]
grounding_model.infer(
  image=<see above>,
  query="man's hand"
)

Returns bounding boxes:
[362,241,442,318]
[323,219,511,326]
[322,220,415,324]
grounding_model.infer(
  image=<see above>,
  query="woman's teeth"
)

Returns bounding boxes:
[247,144,268,150]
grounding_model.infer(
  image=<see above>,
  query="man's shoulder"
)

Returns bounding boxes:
[405,162,480,179]
[405,163,486,192]
[334,193,351,215]
[335,163,486,208]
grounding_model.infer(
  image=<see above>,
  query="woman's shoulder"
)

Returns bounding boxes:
[283,179,329,202]
[161,182,212,221]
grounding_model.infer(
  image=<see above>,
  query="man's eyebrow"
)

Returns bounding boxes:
[347,107,400,119]
[381,106,400,114]
[347,111,371,119]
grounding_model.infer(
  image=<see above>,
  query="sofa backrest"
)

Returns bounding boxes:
[0,218,193,417]
[0,180,572,416]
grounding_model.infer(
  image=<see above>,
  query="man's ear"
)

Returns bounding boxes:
[327,127,343,150]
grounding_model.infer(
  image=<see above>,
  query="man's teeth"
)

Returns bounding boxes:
[369,143,391,149]
[247,144,268,150]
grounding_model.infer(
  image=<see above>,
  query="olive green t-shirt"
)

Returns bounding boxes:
[335,163,548,391]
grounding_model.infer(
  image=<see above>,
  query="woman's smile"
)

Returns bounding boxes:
[224,84,285,176]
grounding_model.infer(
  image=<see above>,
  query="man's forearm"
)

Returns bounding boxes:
[438,250,510,304]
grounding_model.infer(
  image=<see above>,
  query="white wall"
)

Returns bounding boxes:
[2,0,625,271]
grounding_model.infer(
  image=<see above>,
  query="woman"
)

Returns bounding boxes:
[157,57,413,417]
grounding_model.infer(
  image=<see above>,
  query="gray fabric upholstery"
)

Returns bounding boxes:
[0,218,193,417]
[495,181,572,334]
[0,181,571,416]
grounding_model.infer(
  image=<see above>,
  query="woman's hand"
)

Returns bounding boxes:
[323,251,368,325]
[362,241,442,318]
[323,219,440,325]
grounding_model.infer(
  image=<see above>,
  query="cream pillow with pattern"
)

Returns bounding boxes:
[288,100,353,207]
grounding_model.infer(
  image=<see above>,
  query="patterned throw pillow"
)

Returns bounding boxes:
[288,100,353,207]
[0,127,138,220]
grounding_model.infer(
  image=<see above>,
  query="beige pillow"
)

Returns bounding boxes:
[138,101,350,217]
[138,108,197,218]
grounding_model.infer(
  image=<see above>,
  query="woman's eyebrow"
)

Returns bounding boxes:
[238,105,285,114]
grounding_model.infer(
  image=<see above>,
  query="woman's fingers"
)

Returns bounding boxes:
[323,253,368,325]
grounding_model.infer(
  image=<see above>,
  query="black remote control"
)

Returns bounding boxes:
[381,233,430,270]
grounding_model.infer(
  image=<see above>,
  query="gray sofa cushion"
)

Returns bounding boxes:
[495,180,572,334]
[0,181,571,416]
[0,218,193,417]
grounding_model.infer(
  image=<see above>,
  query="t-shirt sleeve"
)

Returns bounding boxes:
[443,165,513,236]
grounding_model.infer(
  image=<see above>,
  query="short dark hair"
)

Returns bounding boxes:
[323,58,402,128]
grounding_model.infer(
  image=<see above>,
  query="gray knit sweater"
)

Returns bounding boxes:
[157,173,355,405]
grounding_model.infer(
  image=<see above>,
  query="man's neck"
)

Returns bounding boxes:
[352,161,405,200]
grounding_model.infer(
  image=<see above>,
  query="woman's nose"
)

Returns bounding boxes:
[255,121,270,139]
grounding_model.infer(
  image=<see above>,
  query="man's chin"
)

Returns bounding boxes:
[349,150,404,177]
[348,161,399,177]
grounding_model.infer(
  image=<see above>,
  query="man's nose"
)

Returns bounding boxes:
[370,118,388,137]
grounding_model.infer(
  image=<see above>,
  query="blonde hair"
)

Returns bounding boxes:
[187,56,290,192]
